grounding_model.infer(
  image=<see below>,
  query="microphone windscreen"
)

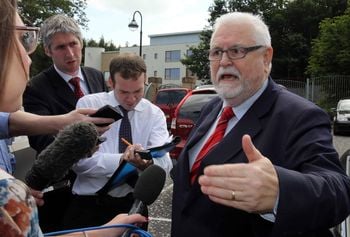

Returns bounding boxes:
[133,165,166,205]
[25,122,99,190]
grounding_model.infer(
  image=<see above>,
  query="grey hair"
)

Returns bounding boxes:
[211,12,271,47]
[40,14,83,49]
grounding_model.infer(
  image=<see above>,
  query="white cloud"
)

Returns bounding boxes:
[84,0,212,46]
[86,0,203,15]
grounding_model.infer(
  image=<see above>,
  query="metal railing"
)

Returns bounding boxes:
[275,75,350,109]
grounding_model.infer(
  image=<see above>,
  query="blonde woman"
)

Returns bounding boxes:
[0,0,146,236]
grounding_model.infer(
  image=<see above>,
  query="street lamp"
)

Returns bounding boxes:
[128,10,143,57]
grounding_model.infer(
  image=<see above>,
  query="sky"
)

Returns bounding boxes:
[83,0,213,47]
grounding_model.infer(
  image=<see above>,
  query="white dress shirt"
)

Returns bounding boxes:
[54,65,89,95]
[72,91,173,197]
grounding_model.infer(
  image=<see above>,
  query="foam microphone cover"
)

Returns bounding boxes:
[134,164,166,205]
[25,122,99,190]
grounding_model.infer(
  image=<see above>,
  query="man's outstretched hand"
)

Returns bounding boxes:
[198,134,279,213]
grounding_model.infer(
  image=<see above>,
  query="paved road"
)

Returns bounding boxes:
[333,134,350,158]
[148,134,350,237]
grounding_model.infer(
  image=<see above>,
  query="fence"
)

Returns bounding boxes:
[275,75,350,110]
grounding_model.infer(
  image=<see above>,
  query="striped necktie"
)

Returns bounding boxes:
[190,106,234,184]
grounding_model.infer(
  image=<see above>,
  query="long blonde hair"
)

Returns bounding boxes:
[0,0,17,91]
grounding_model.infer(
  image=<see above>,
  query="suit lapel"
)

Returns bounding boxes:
[176,101,222,189]
[82,67,101,94]
[182,78,280,210]
[185,101,223,151]
[49,66,77,108]
[202,110,261,166]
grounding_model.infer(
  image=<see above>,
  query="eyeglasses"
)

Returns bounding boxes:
[15,26,40,54]
[208,45,264,61]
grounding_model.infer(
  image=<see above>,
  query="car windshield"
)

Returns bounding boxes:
[178,93,217,123]
[339,101,350,111]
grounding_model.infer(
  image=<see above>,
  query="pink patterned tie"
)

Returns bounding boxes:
[69,77,84,99]
[190,106,234,184]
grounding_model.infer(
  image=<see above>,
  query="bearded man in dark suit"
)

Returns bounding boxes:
[171,12,350,237]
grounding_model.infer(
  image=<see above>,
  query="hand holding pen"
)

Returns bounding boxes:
[120,138,153,170]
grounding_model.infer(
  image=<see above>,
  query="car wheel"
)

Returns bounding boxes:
[333,149,350,237]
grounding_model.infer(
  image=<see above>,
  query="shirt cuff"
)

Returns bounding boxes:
[260,191,279,222]
[0,112,10,139]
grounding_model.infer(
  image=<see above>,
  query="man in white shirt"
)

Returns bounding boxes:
[63,52,172,229]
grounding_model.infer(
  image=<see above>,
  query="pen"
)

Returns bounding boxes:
[121,137,132,146]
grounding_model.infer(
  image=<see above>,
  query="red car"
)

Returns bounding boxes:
[154,88,190,129]
[170,87,217,159]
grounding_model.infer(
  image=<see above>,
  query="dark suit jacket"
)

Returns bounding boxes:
[23,65,107,153]
[171,78,350,237]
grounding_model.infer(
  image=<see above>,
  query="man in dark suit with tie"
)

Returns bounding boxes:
[171,12,350,237]
[23,14,108,232]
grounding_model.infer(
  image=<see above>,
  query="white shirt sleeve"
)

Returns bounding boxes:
[72,94,172,195]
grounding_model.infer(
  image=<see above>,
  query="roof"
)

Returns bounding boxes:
[149,30,202,38]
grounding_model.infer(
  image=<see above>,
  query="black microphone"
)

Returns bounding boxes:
[25,122,101,190]
[121,164,166,237]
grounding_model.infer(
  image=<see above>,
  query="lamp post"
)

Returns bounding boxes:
[128,10,143,57]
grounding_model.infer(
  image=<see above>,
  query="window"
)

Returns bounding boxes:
[165,68,180,80]
[154,53,158,59]
[154,71,158,77]
[103,71,112,91]
[186,49,193,56]
[103,71,110,81]
[165,50,181,62]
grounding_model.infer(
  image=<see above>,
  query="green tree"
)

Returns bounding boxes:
[308,9,350,75]
[181,30,213,82]
[181,0,347,82]
[19,0,89,76]
[86,39,99,47]
[182,0,285,81]
[181,0,229,82]
[81,38,118,65]
[307,9,350,109]
[270,0,347,79]
[105,41,119,52]
[85,37,118,51]
[98,37,106,48]
[18,0,88,29]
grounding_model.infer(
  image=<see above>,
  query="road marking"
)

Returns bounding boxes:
[149,217,172,222]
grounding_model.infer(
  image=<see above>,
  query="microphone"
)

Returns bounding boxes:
[25,122,100,190]
[121,165,166,237]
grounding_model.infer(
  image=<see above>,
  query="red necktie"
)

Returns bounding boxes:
[69,77,84,99]
[190,106,234,184]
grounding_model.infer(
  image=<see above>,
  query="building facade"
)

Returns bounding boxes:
[84,30,201,87]
[120,30,201,85]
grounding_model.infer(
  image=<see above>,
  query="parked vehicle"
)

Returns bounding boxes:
[154,88,190,129]
[170,87,217,159]
[333,99,350,135]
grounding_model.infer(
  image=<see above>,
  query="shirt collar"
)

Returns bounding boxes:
[223,79,268,120]
[54,65,84,83]
[107,91,144,112]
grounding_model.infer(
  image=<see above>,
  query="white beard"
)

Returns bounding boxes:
[213,66,244,100]
[215,81,244,100]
